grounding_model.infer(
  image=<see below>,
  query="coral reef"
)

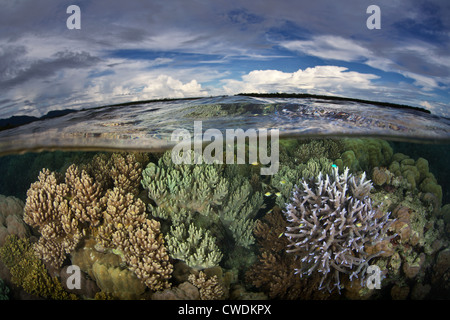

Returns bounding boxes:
[334,138,393,172]
[94,187,173,291]
[3,138,448,300]
[23,165,103,268]
[271,157,334,208]
[0,235,76,299]
[71,238,147,299]
[152,281,200,300]
[82,152,147,195]
[22,152,173,293]
[141,150,263,269]
[385,153,443,208]
[284,167,393,292]
[431,248,450,294]
[364,183,448,299]
[166,223,223,270]
[279,139,343,165]
[0,194,29,247]
[246,207,330,299]
[188,271,224,300]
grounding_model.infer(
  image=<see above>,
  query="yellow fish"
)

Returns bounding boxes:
[356,222,362,227]
[280,180,286,184]
[278,232,284,238]
[264,192,272,197]
[251,161,259,166]
[275,192,282,197]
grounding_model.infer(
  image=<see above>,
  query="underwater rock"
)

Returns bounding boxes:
[432,248,450,287]
[391,284,409,300]
[91,261,148,300]
[60,265,99,299]
[402,252,425,279]
[411,283,431,300]
[151,281,200,300]
[71,238,147,300]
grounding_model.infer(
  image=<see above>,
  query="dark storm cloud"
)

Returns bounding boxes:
[0,45,28,82]
[0,50,101,88]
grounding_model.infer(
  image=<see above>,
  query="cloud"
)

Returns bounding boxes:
[222,65,379,95]
[281,36,372,62]
[279,35,450,91]
[0,48,101,88]
[0,0,449,118]
[112,74,207,100]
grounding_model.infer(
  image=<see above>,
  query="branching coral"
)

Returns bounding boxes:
[82,152,146,195]
[23,152,173,293]
[96,187,173,291]
[246,208,329,299]
[166,223,222,270]
[188,271,224,300]
[284,167,393,292]
[141,151,263,269]
[271,157,334,208]
[24,165,103,268]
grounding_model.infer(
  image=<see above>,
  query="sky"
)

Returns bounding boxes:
[0,0,449,118]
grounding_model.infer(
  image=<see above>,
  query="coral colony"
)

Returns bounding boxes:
[284,166,394,292]
[1,138,448,300]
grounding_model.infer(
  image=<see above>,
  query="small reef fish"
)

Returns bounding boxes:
[264,192,272,196]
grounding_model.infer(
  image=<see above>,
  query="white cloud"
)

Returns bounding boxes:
[281,36,372,62]
[222,65,379,96]
[280,35,448,92]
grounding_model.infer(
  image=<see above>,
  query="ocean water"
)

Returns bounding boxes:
[0,95,449,300]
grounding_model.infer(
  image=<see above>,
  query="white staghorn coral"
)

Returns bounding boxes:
[284,166,393,293]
